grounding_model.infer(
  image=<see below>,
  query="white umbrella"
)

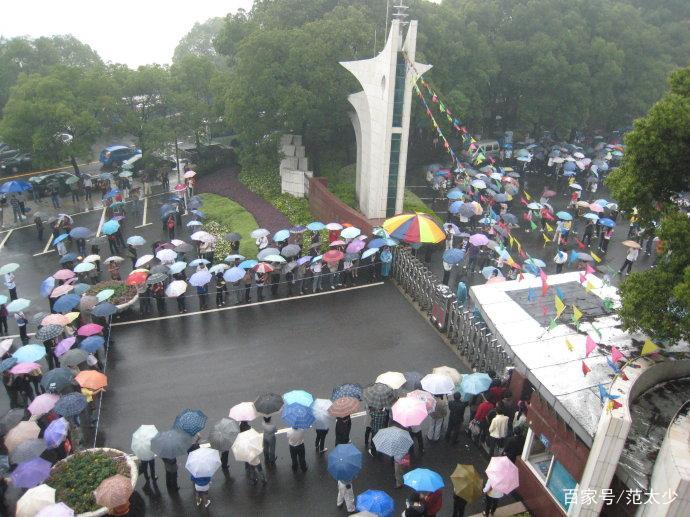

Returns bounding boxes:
[325,222,343,230]
[185,447,221,477]
[569,183,582,190]
[250,228,270,239]
[131,424,158,461]
[165,280,187,297]
[83,254,101,263]
[156,249,177,262]
[420,373,455,395]
[311,398,333,428]
[184,170,197,178]
[73,262,95,273]
[229,402,258,422]
[432,366,462,385]
[135,255,154,267]
[231,429,263,462]
[187,220,203,227]
[16,484,55,517]
[103,256,124,264]
[191,231,215,243]
[375,371,406,390]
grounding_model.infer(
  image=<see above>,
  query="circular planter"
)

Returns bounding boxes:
[115,293,138,313]
[49,447,138,517]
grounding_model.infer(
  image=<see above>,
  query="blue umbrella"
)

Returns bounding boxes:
[168,262,188,274]
[238,259,258,269]
[79,335,105,353]
[307,222,325,231]
[481,266,503,279]
[40,277,56,298]
[449,201,464,214]
[59,253,79,265]
[102,220,120,235]
[91,302,118,318]
[127,235,146,246]
[459,373,492,395]
[69,227,93,239]
[583,213,600,221]
[0,181,32,193]
[599,218,616,228]
[10,458,52,488]
[368,238,387,249]
[332,383,363,401]
[174,409,208,435]
[524,258,546,268]
[189,270,212,287]
[403,467,445,492]
[224,267,245,283]
[12,345,46,363]
[188,258,210,267]
[592,199,608,207]
[53,294,81,313]
[0,357,18,373]
[556,211,573,221]
[273,229,290,242]
[44,417,69,448]
[191,209,205,218]
[52,233,69,245]
[327,444,362,481]
[446,189,463,200]
[563,161,576,172]
[443,248,465,265]
[283,390,314,407]
[281,402,315,429]
[356,490,394,517]
[104,188,121,199]
[54,392,88,417]
[73,283,91,296]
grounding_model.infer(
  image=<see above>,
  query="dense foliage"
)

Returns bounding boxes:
[86,280,137,305]
[607,64,690,342]
[199,193,258,258]
[47,449,129,513]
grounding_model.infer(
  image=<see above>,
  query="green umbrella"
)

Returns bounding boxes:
[96,289,114,302]
[7,298,31,313]
[0,263,20,275]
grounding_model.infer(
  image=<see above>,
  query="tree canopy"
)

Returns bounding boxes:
[607,63,690,342]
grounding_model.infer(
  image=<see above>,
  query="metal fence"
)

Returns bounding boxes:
[393,247,512,374]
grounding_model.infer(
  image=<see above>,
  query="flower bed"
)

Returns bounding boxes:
[85,280,137,306]
[47,448,133,515]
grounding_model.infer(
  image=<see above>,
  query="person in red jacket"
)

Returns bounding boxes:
[423,488,444,516]
[474,394,495,444]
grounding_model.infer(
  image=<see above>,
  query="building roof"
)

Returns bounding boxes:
[470,271,646,447]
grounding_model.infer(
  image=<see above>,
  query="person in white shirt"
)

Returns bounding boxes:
[4,272,17,300]
[619,246,639,275]
[287,427,307,472]
[483,479,504,516]
[488,408,509,455]
[336,480,356,512]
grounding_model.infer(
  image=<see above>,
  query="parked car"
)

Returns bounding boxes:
[1,152,32,174]
[0,148,19,161]
[29,172,79,196]
[99,145,141,167]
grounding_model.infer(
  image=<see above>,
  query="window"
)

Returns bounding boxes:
[392,53,406,127]
[386,133,401,217]
[523,428,577,511]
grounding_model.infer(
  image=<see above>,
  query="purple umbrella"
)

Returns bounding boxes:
[55,337,76,358]
[10,458,52,488]
[469,233,489,246]
[296,256,312,266]
[189,270,212,287]
[28,393,60,417]
[44,417,69,448]
[345,240,365,254]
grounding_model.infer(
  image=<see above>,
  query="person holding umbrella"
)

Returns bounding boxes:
[598,225,614,254]
[335,415,351,446]
[14,310,28,344]
[126,244,137,270]
[619,242,640,275]
[262,416,277,465]
[4,272,17,301]
[255,269,267,302]
[0,303,7,336]
[287,426,308,472]
[483,478,504,516]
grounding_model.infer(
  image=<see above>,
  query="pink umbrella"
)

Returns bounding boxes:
[485,456,520,493]
[486,276,506,284]
[50,284,74,298]
[588,203,604,213]
[41,314,69,326]
[54,337,77,357]
[10,362,41,375]
[469,234,489,246]
[406,390,437,412]
[329,240,346,247]
[77,323,103,337]
[52,269,76,281]
[174,183,187,192]
[28,393,60,416]
[391,397,428,427]
[228,402,258,422]
[346,240,365,254]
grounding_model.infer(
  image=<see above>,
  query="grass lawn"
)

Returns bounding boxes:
[199,193,259,258]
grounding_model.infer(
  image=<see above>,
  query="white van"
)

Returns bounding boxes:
[477,140,501,158]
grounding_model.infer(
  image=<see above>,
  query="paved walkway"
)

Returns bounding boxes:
[196,168,290,232]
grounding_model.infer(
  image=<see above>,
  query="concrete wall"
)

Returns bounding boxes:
[307,177,372,235]
[279,134,313,198]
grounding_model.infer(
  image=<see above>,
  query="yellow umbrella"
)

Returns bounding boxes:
[450,464,483,502]
[65,311,81,323]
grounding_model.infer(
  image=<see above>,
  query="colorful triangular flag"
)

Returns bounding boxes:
[584,280,595,292]
[547,318,558,331]
[582,361,590,375]
[527,287,535,301]
[585,264,595,275]
[554,295,566,318]
[565,338,574,351]
[606,356,621,373]
[590,323,602,339]
[611,346,624,363]
[556,287,565,301]
[585,336,597,357]
[641,339,660,356]
[523,190,532,200]
[572,305,583,323]
[590,251,602,263]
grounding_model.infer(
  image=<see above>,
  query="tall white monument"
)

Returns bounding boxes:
[340,4,431,219]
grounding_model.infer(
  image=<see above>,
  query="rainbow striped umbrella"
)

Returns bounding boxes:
[382,213,445,244]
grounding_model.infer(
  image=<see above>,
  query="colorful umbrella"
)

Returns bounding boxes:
[356,490,394,517]
[54,392,87,417]
[283,389,314,407]
[77,322,103,337]
[459,373,492,395]
[231,428,263,462]
[371,426,413,457]
[328,443,362,482]
[7,298,31,312]
[125,271,148,285]
[486,456,520,493]
[9,362,41,375]
[4,420,41,451]
[101,220,120,235]
[53,294,81,313]
[185,447,222,478]
[44,417,69,448]
[451,464,484,502]
[391,397,428,428]
[75,370,108,391]
[28,393,60,417]
[91,303,117,318]
[282,402,315,429]
[382,213,445,244]
[332,383,363,401]
[94,474,133,508]
[12,344,46,363]
[327,396,360,418]
[0,263,20,275]
[189,270,213,287]
[253,262,274,274]
[174,409,208,435]
[323,250,344,263]
[228,402,258,422]
[403,467,445,492]
[469,233,489,247]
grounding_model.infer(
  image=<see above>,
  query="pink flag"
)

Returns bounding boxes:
[585,264,595,276]
[585,336,597,357]
[540,269,548,286]
[611,346,624,363]
[579,273,586,284]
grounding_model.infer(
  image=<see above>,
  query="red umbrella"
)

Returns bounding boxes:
[253,262,274,274]
[77,323,103,337]
[323,250,344,263]
[125,271,148,286]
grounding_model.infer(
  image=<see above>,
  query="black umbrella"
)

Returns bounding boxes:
[150,265,170,275]
[224,232,242,242]
[41,368,75,393]
[0,408,27,436]
[174,243,195,254]
[254,393,284,415]
[403,371,423,391]
[54,393,88,417]
[146,273,168,285]
[60,349,88,368]
[36,325,64,341]
[151,429,194,458]
[281,244,301,258]
[363,383,396,409]
[208,418,240,451]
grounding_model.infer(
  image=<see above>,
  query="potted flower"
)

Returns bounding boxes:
[85,280,138,312]
[46,448,138,516]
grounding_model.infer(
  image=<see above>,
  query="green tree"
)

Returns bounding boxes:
[0,65,114,173]
[172,17,229,70]
[606,63,690,341]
